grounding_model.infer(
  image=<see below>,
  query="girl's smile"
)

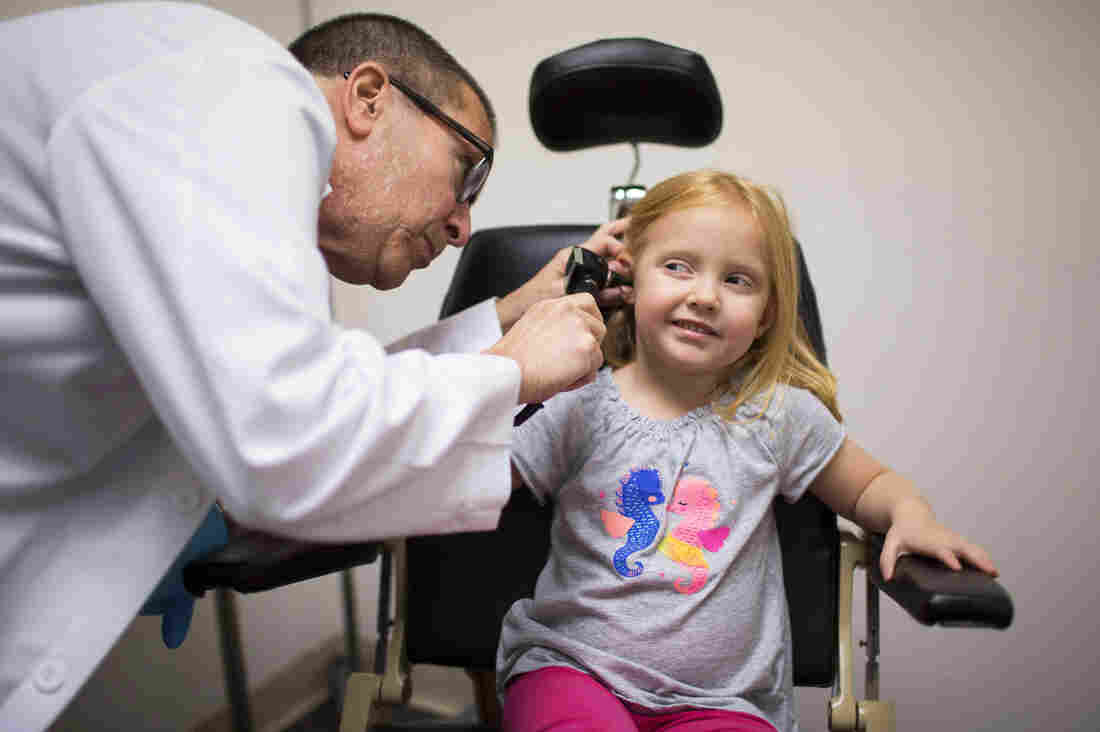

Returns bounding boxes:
[672,318,720,337]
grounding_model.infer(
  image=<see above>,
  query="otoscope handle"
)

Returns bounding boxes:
[514,403,543,426]
[517,247,629,426]
[565,247,608,297]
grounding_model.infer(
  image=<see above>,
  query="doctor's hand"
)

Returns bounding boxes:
[486,293,606,404]
[495,218,631,334]
[140,504,229,648]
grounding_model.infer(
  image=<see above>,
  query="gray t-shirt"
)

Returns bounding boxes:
[498,368,846,732]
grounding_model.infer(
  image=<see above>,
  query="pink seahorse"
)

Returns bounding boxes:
[657,476,731,594]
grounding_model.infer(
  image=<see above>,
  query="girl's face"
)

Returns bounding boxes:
[628,203,773,385]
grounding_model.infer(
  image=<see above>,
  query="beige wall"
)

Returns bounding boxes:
[5,0,1098,730]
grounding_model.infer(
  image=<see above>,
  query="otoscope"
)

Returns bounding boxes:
[514,246,631,426]
[563,245,631,298]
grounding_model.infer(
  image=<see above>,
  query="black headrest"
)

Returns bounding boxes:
[529,38,722,152]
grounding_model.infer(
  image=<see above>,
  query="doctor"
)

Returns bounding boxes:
[0,5,626,729]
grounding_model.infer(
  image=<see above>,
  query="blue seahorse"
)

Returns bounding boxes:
[611,468,665,578]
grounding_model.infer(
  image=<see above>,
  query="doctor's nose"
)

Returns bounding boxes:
[444,202,472,248]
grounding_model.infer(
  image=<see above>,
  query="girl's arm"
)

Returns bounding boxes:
[809,438,998,581]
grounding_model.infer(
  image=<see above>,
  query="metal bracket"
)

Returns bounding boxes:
[829,531,896,732]
[829,532,864,731]
[338,540,411,732]
[378,540,411,706]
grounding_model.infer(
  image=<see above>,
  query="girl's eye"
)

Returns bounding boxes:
[726,274,752,287]
[663,261,689,273]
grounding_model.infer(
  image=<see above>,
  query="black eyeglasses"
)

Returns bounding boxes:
[343,72,493,204]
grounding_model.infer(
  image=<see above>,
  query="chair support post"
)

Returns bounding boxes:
[374,547,392,674]
[215,588,253,732]
[829,532,864,731]
[339,673,381,732]
[830,531,896,732]
[342,569,362,673]
[857,700,895,731]
[338,541,411,732]
[865,576,880,700]
[379,539,411,705]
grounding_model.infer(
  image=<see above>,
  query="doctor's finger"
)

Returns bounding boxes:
[581,218,629,256]
[566,292,605,320]
[579,307,607,342]
[162,600,196,649]
[596,283,632,309]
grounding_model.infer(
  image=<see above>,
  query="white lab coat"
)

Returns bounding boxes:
[0,4,519,729]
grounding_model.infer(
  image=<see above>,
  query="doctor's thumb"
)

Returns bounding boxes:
[162,600,196,649]
[141,503,229,648]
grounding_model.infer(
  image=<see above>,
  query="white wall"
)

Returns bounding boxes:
[5,0,1097,730]
[333,2,1100,727]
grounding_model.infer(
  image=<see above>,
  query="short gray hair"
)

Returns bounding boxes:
[288,13,495,136]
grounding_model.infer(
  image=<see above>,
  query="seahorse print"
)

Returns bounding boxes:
[603,468,665,578]
[658,475,731,594]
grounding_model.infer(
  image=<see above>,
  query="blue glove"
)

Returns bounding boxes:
[140,503,229,648]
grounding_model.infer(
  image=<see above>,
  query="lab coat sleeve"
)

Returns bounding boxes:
[386,298,503,356]
[46,47,519,541]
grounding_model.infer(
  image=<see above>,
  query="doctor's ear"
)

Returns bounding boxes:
[342,62,388,136]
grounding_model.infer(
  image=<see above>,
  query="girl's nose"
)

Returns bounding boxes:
[688,280,719,310]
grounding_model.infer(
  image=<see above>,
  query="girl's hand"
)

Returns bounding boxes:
[880,506,999,581]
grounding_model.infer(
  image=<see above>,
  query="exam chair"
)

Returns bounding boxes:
[186,38,1013,732]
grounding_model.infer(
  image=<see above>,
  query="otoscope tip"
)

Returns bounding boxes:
[608,271,632,288]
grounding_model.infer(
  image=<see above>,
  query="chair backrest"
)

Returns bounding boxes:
[405,225,838,687]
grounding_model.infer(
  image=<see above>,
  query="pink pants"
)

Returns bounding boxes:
[501,667,778,732]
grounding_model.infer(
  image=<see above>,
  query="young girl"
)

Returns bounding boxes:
[496,170,997,732]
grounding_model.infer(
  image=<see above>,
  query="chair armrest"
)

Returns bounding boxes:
[866,534,1013,629]
[183,531,381,596]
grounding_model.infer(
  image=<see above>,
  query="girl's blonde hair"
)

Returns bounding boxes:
[604,169,841,421]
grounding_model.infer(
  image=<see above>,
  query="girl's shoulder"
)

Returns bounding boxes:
[728,383,840,443]
[530,367,616,430]
[757,383,832,419]
[721,384,846,500]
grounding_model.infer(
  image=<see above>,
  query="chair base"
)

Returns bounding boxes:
[858,700,896,732]
[340,672,383,732]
